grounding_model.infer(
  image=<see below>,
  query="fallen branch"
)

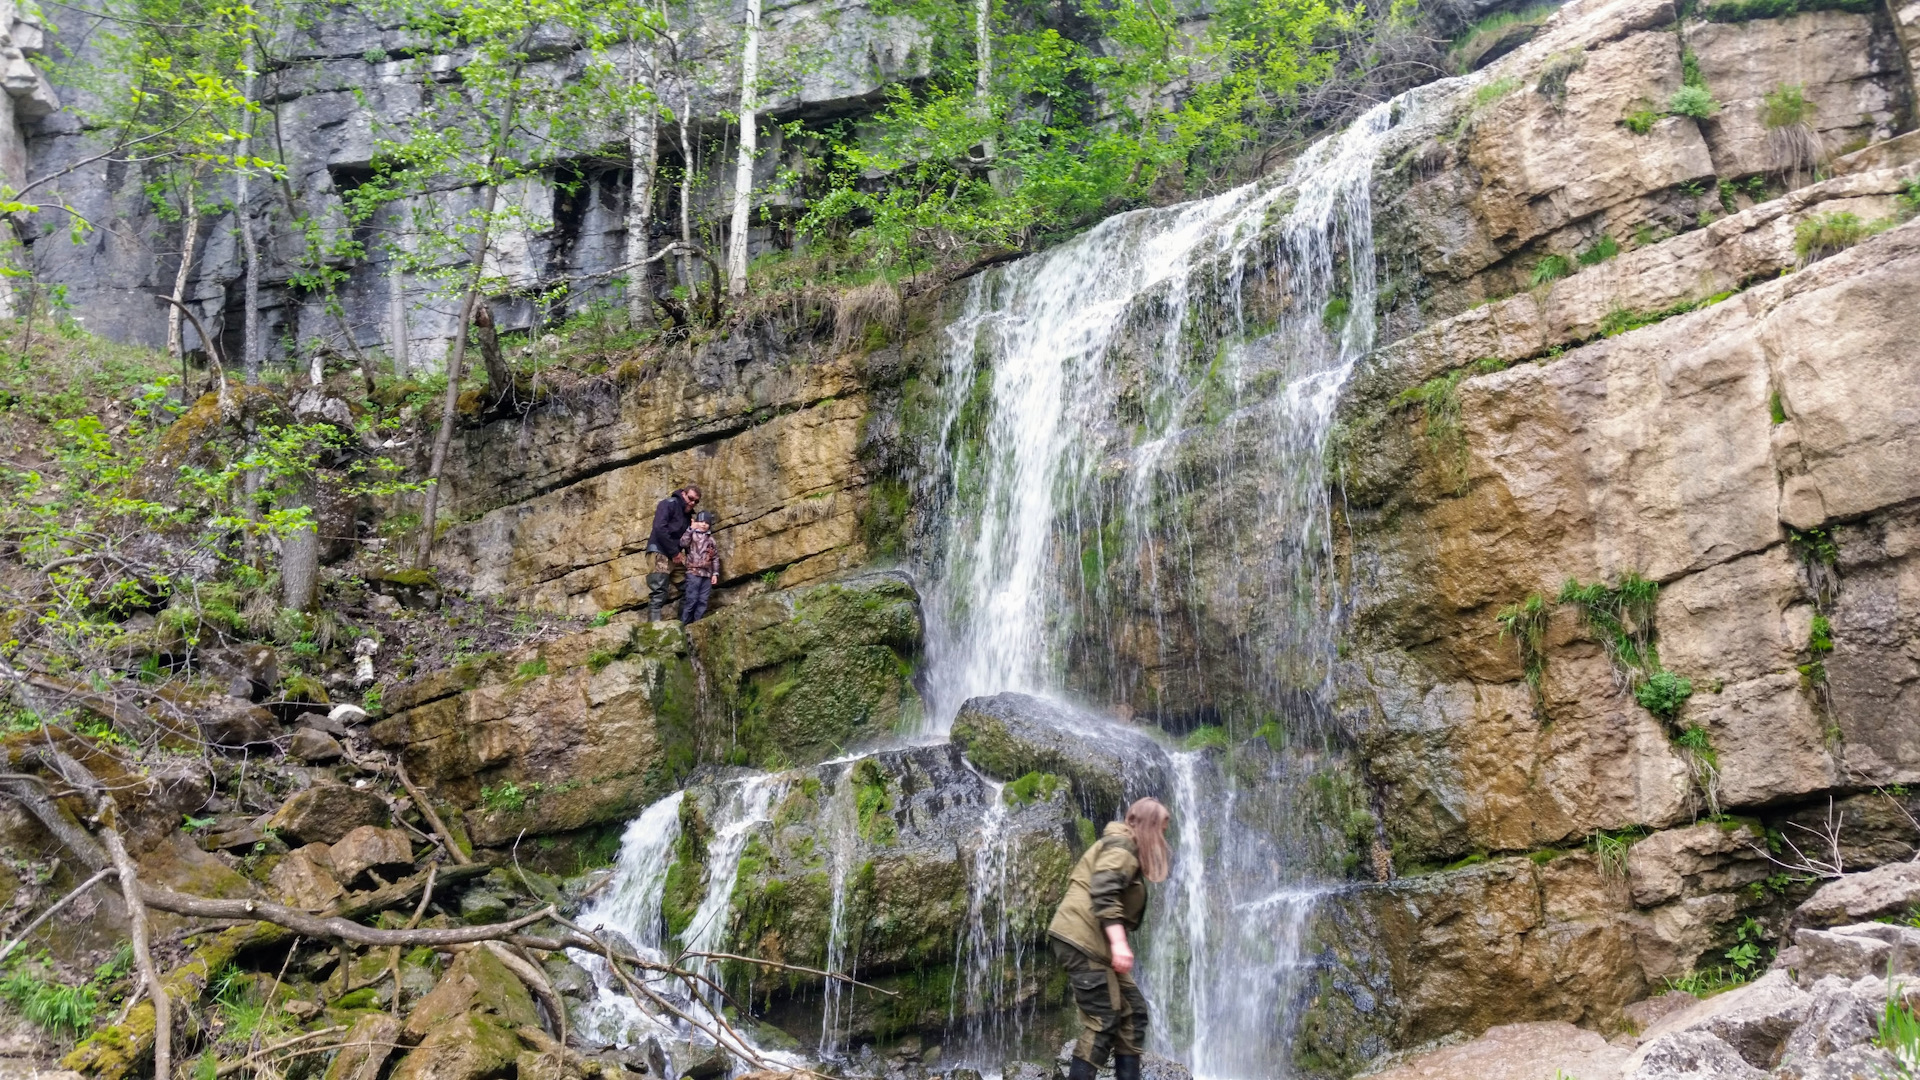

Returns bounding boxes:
[135,888,556,947]
[394,759,472,866]
[0,866,114,963]
[680,950,900,997]
[213,1025,347,1077]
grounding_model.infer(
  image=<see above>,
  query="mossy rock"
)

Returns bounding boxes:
[690,573,925,769]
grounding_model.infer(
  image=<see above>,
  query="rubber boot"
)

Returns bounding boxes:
[646,572,669,622]
[1067,1057,1098,1080]
[1113,1056,1141,1080]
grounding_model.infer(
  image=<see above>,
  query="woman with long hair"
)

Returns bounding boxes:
[1047,797,1172,1080]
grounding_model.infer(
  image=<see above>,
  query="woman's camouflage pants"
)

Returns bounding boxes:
[1051,937,1150,1064]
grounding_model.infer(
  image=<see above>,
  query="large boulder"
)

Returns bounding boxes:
[322,1012,402,1080]
[1792,861,1920,930]
[688,572,924,769]
[372,619,695,847]
[403,946,541,1039]
[269,783,390,845]
[951,692,1169,821]
[327,826,415,888]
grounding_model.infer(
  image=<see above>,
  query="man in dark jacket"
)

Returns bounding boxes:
[646,485,700,621]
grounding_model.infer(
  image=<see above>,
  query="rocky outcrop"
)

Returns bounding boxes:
[687,572,924,768]
[371,574,926,844]
[672,742,1078,1042]
[371,618,695,846]
[950,693,1171,821]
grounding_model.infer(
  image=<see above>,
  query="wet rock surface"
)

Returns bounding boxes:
[951,693,1170,821]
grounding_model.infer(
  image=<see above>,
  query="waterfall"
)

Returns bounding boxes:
[918,90,1437,1077]
[922,95,1417,729]
[572,777,783,1051]
[572,82,1440,1077]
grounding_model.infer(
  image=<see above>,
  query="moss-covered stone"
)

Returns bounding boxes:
[689,573,924,770]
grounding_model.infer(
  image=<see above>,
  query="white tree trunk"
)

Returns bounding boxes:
[236,50,261,383]
[625,35,660,328]
[976,0,996,163]
[388,262,409,376]
[726,0,759,297]
[167,203,201,362]
[679,86,696,300]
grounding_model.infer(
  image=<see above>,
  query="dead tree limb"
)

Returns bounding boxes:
[394,759,471,865]
[135,888,556,947]
[0,866,114,963]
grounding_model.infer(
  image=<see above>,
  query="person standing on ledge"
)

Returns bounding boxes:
[1047,797,1172,1080]
[646,484,700,622]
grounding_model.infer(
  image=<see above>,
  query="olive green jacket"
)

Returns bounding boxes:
[1047,822,1148,962]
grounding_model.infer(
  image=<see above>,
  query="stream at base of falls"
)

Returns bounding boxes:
[566,81,1455,1079]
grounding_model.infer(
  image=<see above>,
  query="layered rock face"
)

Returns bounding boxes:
[19,0,928,360]
[1301,0,1920,1065]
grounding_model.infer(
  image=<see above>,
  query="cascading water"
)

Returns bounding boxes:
[568,81,1444,1078]
[918,90,1439,1077]
[573,777,783,1054]
[816,767,862,1056]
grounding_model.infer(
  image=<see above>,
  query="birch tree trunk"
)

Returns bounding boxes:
[678,86,695,302]
[168,198,202,367]
[725,0,759,297]
[975,0,995,161]
[625,32,661,328]
[237,51,262,383]
[414,60,524,569]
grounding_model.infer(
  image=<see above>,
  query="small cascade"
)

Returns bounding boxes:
[1137,753,1320,1077]
[947,777,1033,1061]
[572,776,782,1052]
[681,775,783,984]
[816,766,862,1057]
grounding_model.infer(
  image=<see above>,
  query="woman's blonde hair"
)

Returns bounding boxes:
[1126,797,1172,883]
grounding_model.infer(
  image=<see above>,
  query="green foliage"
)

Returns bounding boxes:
[852,758,897,844]
[0,954,108,1037]
[514,657,549,679]
[1795,211,1887,262]
[1899,179,1920,221]
[795,0,1384,268]
[1769,391,1787,424]
[479,781,529,813]
[1680,49,1705,90]
[1667,85,1721,120]
[1576,234,1619,265]
[1674,723,1713,754]
[1761,83,1814,129]
[1183,726,1233,752]
[1662,964,1747,996]
[1635,670,1695,721]
[1496,593,1551,701]
[1622,106,1661,135]
[1597,291,1732,337]
[1696,0,1876,22]
[1787,526,1839,570]
[1875,983,1920,1070]
[1809,614,1833,655]
[1725,916,1770,975]
[1558,573,1660,684]
[1530,254,1573,286]
[1003,771,1064,807]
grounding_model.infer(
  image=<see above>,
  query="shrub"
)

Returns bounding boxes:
[1559,573,1660,683]
[1794,211,1884,262]
[1622,106,1661,134]
[1530,254,1573,286]
[1761,83,1814,129]
[1183,725,1233,752]
[1809,614,1833,655]
[1635,670,1695,721]
[1576,234,1619,265]
[479,781,528,813]
[1668,86,1721,120]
